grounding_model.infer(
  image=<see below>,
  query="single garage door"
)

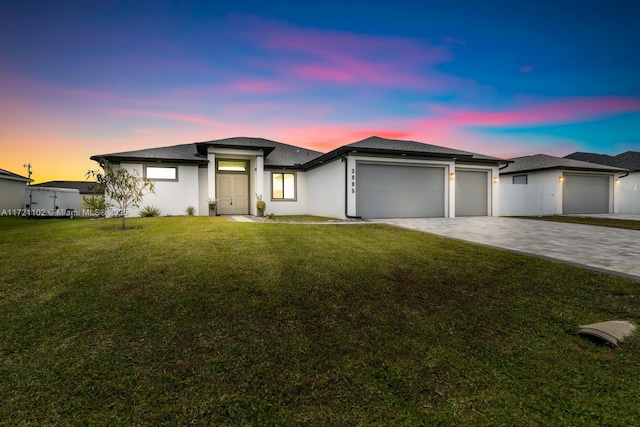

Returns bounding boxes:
[563,174,610,214]
[356,163,445,219]
[455,170,488,216]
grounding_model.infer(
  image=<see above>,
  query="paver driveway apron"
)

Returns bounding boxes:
[374,217,640,281]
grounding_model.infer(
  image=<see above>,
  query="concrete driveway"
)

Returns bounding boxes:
[374,217,640,281]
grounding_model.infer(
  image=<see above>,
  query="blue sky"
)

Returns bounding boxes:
[1,0,638,182]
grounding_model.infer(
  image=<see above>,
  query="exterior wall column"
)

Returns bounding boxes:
[254,154,264,215]
[207,151,216,202]
[491,166,500,217]
[346,156,357,217]
[448,163,456,218]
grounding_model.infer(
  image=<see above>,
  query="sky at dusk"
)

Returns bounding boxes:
[1,0,639,183]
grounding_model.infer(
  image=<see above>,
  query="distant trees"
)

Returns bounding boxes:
[86,159,155,229]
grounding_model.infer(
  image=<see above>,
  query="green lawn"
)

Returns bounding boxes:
[1,216,639,425]
[516,215,640,231]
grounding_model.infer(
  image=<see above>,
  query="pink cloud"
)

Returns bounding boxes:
[49,87,194,107]
[424,96,640,128]
[228,15,457,90]
[108,109,223,128]
[294,65,355,83]
[227,79,290,94]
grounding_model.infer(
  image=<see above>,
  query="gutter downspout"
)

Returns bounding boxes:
[340,154,362,220]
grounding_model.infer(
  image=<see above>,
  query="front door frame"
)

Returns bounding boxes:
[216,159,250,215]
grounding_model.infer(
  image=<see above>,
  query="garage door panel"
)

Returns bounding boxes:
[357,164,444,219]
[563,174,609,214]
[456,170,488,216]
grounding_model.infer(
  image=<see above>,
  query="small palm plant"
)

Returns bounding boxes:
[185,206,196,216]
[139,205,160,217]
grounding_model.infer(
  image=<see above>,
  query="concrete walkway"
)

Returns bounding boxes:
[374,217,640,281]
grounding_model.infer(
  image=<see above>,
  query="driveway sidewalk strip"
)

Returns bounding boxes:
[375,217,640,281]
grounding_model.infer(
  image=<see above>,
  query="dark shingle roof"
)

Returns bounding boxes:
[195,137,323,167]
[91,135,505,169]
[501,154,626,174]
[91,137,324,168]
[303,136,508,169]
[32,181,98,194]
[345,136,505,161]
[566,151,640,171]
[0,168,32,182]
[91,143,206,164]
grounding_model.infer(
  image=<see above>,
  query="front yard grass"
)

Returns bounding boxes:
[1,216,639,425]
[263,214,342,222]
[516,215,640,230]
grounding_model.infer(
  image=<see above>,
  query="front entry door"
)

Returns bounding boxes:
[216,174,249,215]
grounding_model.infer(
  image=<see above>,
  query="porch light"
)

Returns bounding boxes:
[493,176,499,184]
[559,176,565,183]
[615,178,621,185]
[449,172,455,180]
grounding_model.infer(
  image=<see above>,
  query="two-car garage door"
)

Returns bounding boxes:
[356,163,445,219]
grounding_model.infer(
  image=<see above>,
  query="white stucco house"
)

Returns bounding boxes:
[565,151,640,214]
[0,168,32,213]
[90,136,507,219]
[499,154,628,216]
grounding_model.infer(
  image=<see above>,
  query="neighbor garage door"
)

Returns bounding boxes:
[356,163,445,219]
[563,174,610,214]
[455,170,488,216]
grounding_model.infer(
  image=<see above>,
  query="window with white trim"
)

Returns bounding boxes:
[272,172,296,200]
[145,166,178,181]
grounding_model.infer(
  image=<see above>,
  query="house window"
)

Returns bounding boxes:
[217,160,247,172]
[513,174,528,185]
[272,172,296,200]
[145,166,177,181]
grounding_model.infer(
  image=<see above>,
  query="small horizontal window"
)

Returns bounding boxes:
[513,175,528,185]
[217,161,247,172]
[145,166,177,181]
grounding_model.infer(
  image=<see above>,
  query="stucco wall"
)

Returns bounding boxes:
[500,170,561,216]
[616,172,640,214]
[198,167,209,216]
[306,159,346,219]
[118,163,200,217]
[0,179,28,212]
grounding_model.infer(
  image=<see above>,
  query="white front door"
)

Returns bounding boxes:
[216,174,249,215]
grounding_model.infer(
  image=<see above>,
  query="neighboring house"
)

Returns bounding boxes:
[0,168,32,213]
[500,154,627,216]
[31,181,100,216]
[565,151,640,214]
[90,136,507,219]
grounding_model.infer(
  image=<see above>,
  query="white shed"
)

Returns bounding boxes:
[24,187,79,217]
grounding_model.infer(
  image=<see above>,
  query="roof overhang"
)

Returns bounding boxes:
[90,154,208,166]
[195,142,276,157]
[0,175,33,183]
[302,146,506,170]
[500,166,628,175]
